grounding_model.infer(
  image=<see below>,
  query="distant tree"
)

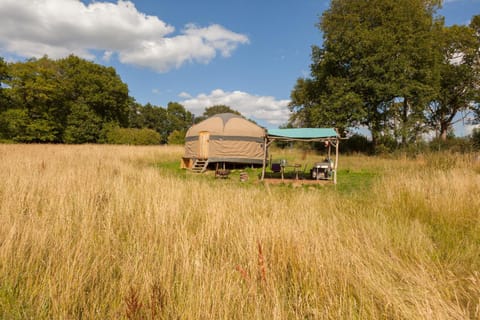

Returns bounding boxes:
[290,0,441,147]
[128,101,194,144]
[193,116,205,124]
[194,105,242,123]
[5,56,66,142]
[289,77,358,134]
[1,55,131,142]
[57,55,130,127]
[427,19,480,140]
[469,15,480,122]
[0,57,6,80]
[166,102,192,138]
[167,129,186,145]
[127,100,145,129]
[0,109,29,141]
[63,101,103,143]
[98,122,119,144]
[0,57,9,111]
[22,118,59,143]
[204,105,241,117]
[141,103,169,141]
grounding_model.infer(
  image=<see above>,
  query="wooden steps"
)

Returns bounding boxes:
[191,159,208,173]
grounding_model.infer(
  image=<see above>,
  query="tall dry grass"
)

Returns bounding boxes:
[0,144,478,319]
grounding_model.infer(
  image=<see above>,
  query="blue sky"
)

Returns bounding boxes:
[0,0,478,130]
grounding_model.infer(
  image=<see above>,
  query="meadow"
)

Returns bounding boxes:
[0,144,479,319]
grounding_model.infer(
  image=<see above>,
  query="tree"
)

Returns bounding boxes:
[203,104,241,117]
[289,75,364,135]
[0,109,29,141]
[141,103,169,140]
[427,20,480,140]
[58,55,130,127]
[2,55,131,142]
[166,102,192,139]
[193,104,242,123]
[469,15,480,122]
[127,100,145,129]
[0,57,7,81]
[127,101,194,144]
[0,57,9,111]
[5,56,67,142]
[290,0,441,147]
[63,101,103,143]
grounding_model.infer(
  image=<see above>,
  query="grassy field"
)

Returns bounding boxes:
[0,144,479,319]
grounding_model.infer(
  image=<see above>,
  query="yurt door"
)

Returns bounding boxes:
[198,131,209,159]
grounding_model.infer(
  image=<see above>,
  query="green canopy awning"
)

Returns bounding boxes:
[267,128,337,140]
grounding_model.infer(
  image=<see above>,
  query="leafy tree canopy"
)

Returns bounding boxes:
[0,57,8,110]
[0,55,130,143]
[290,0,443,146]
[203,105,241,117]
[427,20,480,140]
[194,105,242,123]
[0,54,223,145]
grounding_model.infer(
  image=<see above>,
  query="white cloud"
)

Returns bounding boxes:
[180,89,291,127]
[118,24,249,72]
[0,0,248,72]
[103,50,113,61]
[178,92,192,99]
[463,124,480,136]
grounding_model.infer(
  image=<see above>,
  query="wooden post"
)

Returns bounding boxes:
[327,140,331,159]
[334,138,339,184]
[261,136,268,180]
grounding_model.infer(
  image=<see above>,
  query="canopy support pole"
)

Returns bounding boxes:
[334,138,339,185]
[261,136,268,181]
[261,138,277,181]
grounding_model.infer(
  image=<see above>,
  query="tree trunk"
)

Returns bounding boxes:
[401,98,409,146]
[439,122,449,141]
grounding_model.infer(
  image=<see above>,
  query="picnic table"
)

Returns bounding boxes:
[280,161,302,180]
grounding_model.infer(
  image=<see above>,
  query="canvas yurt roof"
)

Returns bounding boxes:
[186,113,265,137]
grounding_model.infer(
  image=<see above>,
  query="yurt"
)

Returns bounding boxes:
[182,113,266,170]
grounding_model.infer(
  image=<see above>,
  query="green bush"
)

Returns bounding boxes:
[392,141,429,158]
[374,135,399,155]
[167,130,186,145]
[103,127,161,145]
[340,134,373,154]
[429,137,473,153]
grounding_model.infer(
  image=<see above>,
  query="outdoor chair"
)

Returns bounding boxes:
[270,163,281,173]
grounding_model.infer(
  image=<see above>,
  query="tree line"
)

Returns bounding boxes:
[0,55,240,144]
[289,0,480,150]
[2,0,478,150]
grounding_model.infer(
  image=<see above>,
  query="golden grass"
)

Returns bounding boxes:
[0,144,479,319]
